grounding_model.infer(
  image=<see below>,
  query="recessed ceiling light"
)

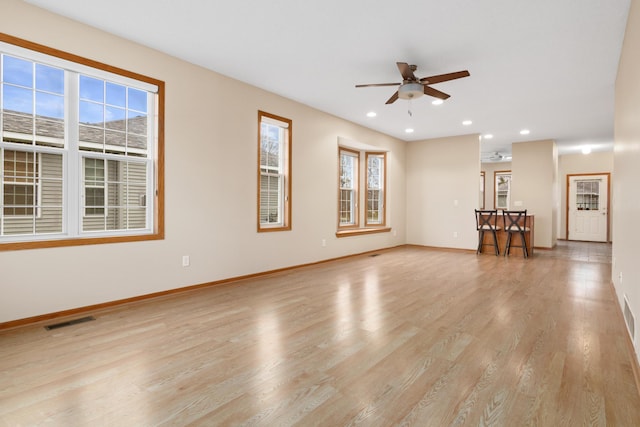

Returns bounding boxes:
[462,120,472,126]
[483,134,493,139]
[405,128,414,133]
[520,129,530,135]
[581,146,592,155]
[366,111,377,118]
[432,99,444,105]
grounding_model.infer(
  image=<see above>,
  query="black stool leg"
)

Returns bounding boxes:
[520,232,528,259]
[491,229,499,255]
[477,230,484,254]
[504,232,511,256]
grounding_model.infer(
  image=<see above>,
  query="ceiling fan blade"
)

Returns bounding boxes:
[385,91,399,104]
[355,83,401,88]
[420,70,470,85]
[397,62,416,81]
[423,85,450,100]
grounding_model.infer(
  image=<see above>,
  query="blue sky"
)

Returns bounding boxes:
[2,54,147,125]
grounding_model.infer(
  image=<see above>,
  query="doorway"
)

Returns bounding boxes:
[567,173,609,242]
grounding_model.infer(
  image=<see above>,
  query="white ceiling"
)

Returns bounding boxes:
[25,0,631,160]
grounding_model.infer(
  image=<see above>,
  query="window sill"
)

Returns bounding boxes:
[335,227,391,238]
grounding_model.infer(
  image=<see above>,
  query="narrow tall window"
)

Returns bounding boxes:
[480,171,485,209]
[0,35,163,250]
[258,111,291,231]
[494,171,511,210]
[365,152,385,226]
[339,148,359,227]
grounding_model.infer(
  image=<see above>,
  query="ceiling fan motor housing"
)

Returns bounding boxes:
[398,83,424,100]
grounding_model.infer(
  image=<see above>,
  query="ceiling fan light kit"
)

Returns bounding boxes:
[398,83,424,100]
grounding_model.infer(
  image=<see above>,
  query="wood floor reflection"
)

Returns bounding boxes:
[1,242,638,426]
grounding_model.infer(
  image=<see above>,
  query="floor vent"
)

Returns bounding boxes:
[369,253,380,257]
[624,295,635,343]
[44,316,96,331]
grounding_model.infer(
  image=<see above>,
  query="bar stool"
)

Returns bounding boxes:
[503,210,529,258]
[475,209,501,255]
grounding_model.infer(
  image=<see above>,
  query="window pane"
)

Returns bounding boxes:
[3,56,32,87]
[79,75,104,102]
[35,207,62,233]
[106,82,126,107]
[260,123,281,169]
[35,63,64,94]
[367,156,382,189]
[105,130,126,149]
[127,111,147,135]
[340,189,354,225]
[36,91,64,120]
[80,100,104,125]
[3,85,33,114]
[128,88,147,112]
[260,173,281,224]
[340,154,355,189]
[105,106,126,130]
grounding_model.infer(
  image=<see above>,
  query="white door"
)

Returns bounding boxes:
[568,174,608,242]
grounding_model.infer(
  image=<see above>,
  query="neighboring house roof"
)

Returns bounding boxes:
[2,110,148,150]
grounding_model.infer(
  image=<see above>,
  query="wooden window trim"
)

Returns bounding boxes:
[480,171,485,209]
[0,32,165,251]
[335,226,391,238]
[338,147,360,229]
[494,170,511,210]
[364,151,386,227]
[257,110,292,232]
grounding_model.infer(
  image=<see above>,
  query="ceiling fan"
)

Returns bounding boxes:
[356,62,470,104]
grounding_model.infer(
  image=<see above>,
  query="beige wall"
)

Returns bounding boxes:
[0,1,407,323]
[558,152,613,240]
[614,0,640,360]
[406,134,480,250]
[481,161,512,210]
[511,139,558,248]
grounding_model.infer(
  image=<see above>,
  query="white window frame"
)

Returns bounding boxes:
[0,35,163,250]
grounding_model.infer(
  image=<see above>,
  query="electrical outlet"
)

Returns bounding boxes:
[182,255,190,267]
[322,239,326,247]
[453,231,458,238]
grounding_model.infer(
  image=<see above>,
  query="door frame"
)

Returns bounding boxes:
[565,172,611,241]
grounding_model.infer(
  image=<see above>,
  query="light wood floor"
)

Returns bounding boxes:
[1,242,639,426]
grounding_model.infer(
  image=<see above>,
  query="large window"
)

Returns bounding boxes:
[258,111,291,232]
[338,146,388,234]
[0,34,164,250]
